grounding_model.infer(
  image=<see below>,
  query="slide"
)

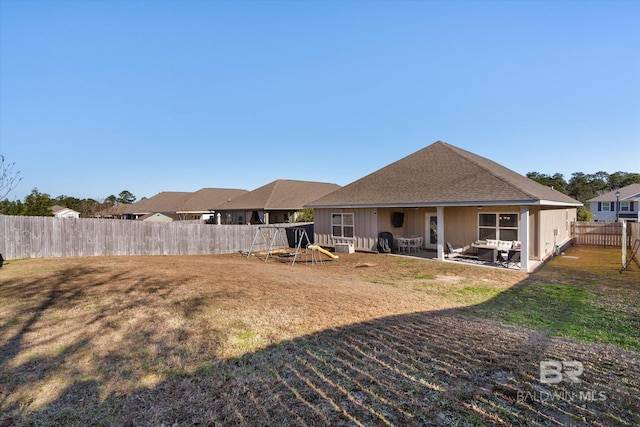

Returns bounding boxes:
[308,244,339,259]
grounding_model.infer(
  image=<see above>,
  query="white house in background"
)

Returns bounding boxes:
[139,212,174,222]
[51,205,80,218]
[587,183,640,222]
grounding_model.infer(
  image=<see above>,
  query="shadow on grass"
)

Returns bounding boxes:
[1,259,639,426]
[0,264,221,426]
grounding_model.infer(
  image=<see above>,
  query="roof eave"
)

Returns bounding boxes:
[538,200,583,207]
[307,200,582,209]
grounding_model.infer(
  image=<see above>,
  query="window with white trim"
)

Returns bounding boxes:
[602,203,610,211]
[332,213,354,238]
[479,213,518,241]
[620,201,630,212]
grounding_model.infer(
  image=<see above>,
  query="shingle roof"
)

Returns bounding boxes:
[118,188,248,215]
[181,188,250,212]
[128,192,192,214]
[308,141,581,207]
[223,179,341,211]
[587,183,640,202]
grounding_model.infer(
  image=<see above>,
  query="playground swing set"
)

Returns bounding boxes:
[246,226,338,266]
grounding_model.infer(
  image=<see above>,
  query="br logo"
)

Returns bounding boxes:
[539,361,584,384]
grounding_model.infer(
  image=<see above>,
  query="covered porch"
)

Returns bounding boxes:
[374,205,536,272]
[384,246,541,271]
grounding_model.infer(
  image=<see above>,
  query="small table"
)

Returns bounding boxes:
[477,247,497,262]
[395,237,423,253]
[394,237,411,253]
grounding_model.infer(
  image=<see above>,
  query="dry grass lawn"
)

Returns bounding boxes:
[0,247,638,426]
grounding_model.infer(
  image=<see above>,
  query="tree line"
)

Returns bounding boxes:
[526,171,640,201]
[0,161,638,219]
[526,171,640,220]
[0,188,137,217]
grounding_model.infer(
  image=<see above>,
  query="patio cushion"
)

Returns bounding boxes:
[497,240,512,251]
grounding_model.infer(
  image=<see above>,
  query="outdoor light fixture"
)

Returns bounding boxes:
[615,191,620,222]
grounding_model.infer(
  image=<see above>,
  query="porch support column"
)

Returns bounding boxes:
[520,206,530,272]
[437,206,445,261]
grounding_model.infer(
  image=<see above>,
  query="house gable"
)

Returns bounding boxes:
[224,179,341,211]
[308,141,581,208]
[51,205,80,218]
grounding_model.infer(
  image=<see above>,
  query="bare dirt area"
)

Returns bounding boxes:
[0,249,638,426]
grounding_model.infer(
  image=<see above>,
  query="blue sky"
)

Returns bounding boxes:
[1,0,639,201]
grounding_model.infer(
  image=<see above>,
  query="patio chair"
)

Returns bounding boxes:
[499,250,521,268]
[446,242,465,259]
[409,237,423,253]
[396,238,409,253]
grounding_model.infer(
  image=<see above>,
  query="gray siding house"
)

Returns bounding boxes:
[308,141,582,272]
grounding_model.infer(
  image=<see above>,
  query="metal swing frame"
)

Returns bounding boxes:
[247,226,313,265]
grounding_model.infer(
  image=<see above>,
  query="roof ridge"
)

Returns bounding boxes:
[444,143,540,200]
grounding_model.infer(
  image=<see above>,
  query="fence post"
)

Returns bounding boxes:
[622,220,627,268]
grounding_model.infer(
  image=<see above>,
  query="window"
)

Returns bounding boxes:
[621,201,630,212]
[479,213,518,241]
[602,203,610,212]
[479,213,497,240]
[332,213,354,238]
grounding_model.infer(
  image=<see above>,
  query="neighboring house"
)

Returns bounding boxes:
[99,188,249,221]
[139,213,175,222]
[586,183,640,222]
[123,191,192,220]
[307,141,582,272]
[51,205,80,218]
[98,181,340,224]
[177,188,248,221]
[220,179,342,225]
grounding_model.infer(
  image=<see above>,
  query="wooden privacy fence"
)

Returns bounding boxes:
[0,215,311,260]
[571,221,639,247]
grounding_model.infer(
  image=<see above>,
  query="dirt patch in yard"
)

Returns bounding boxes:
[0,248,638,426]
